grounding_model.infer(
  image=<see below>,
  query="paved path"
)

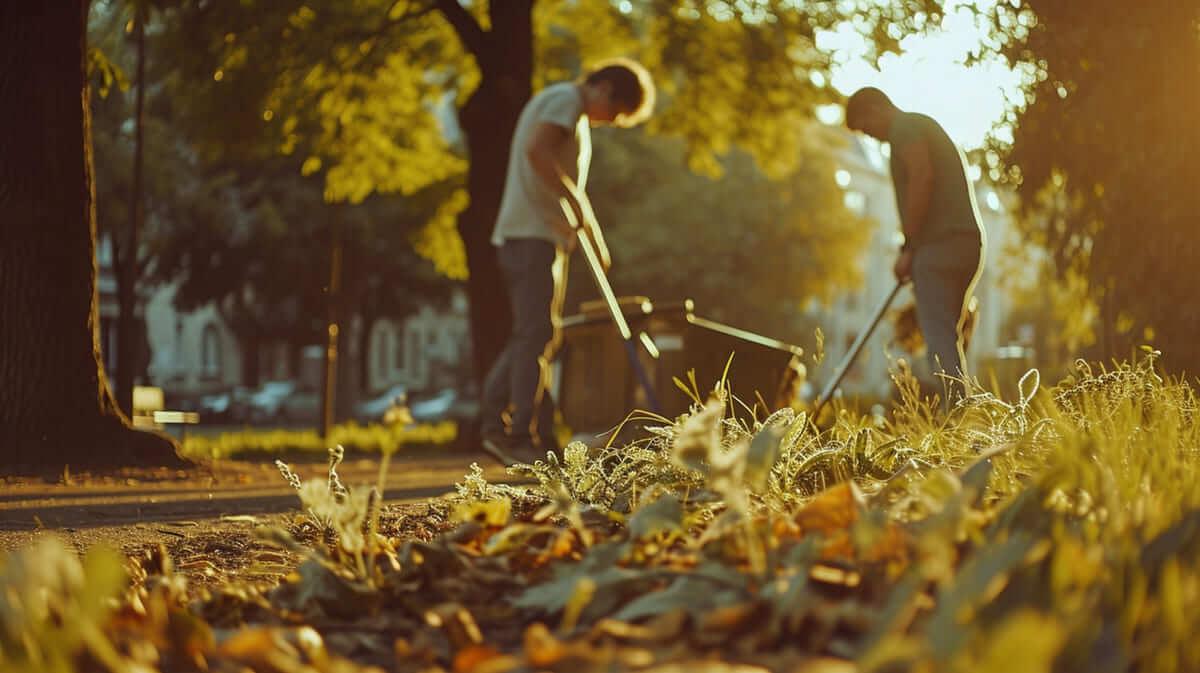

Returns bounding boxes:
[0,453,511,553]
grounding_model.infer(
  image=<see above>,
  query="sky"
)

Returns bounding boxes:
[814,0,1029,150]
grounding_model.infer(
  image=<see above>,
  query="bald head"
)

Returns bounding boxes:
[845,87,897,140]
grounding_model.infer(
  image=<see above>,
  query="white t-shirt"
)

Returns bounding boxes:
[492,82,592,248]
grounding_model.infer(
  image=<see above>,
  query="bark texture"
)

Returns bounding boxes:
[0,2,184,469]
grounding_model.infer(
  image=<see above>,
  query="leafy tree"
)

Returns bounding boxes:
[88,0,197,411]
[86,1,454,404]
[981,1,1200,370]
[575,126,869,339]
[150,156,453,395]
[0,2,183,468]
[148,0,942,385]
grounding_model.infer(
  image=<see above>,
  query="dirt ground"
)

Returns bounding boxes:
[0,451,511,590]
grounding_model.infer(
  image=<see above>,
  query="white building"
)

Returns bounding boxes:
[362,291,471,394]
[97,229,470,402]
[144,283,243,392]
[810,130,1023,399]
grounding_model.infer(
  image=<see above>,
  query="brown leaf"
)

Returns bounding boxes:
[793,483,864,535]
[452,644,504,672]
[524,622,569,668]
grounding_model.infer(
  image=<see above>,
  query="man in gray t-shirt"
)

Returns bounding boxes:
[481,59,656,465]
[492,81,591,249]
[845,87,986,403]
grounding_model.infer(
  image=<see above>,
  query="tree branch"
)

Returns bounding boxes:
[434,0,487,60]
[388,0,439,23]
[340,2,441,69]
[325,1,439,62]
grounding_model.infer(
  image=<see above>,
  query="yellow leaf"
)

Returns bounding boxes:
[969,611,1064,673]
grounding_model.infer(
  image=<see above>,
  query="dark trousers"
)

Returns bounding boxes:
[481,239,560,447]
[911,234,983,402]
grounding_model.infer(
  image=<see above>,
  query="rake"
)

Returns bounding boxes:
[812,280,905,419]
[559,181,663,415]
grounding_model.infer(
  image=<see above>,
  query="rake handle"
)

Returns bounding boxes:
[560,187,663,415]
[813,280,905,419]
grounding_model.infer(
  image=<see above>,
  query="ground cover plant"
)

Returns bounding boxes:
[3,353,1198,673]
[179,420,457,460]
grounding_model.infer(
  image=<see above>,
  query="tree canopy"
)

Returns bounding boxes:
[981,1,1200,370]
[87,1,455,392]
[576,125,868,339]
[141,0,943,379]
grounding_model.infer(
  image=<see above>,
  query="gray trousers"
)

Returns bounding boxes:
[481,238,561,447]
[911,235,983,401]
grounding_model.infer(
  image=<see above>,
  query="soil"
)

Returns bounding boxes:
[0,451,512,590]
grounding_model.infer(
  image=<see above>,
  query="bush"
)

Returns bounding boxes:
[179,420,457,460]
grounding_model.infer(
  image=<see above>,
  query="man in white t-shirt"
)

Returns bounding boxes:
[481,59,655,465]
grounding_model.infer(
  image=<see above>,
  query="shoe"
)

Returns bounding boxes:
[508,445,547,465]
[481,433,517,466]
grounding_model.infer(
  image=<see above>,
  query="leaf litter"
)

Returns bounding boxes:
[3,354,1200,672]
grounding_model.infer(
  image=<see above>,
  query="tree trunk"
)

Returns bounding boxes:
[319,217,343,438]
[114,5,147,415]
[0,2,184,469]
[451,1,534,388]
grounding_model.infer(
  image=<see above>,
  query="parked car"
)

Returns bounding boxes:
[354,384,408,424]
[409,389,456,422]
[198,386,251,423]
[244,381,298,424]
[409,388,479,424]
[277,386,321,424]
[199,391,232,421]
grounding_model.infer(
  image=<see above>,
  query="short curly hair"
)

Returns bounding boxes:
[583,58,656,128]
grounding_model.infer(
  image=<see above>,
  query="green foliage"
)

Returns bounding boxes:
[180,419,456,459]
[151,0,473,274]
[980,1,1200,371]
[145,0,944,281]
[87,2,462,357]
[453,354,1200,671]
[0,539,129,673]
[5,355,1200,671]
[577,126,870,336]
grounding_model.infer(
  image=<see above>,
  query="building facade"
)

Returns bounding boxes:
[97,229,470,402]
[362,290,472,395]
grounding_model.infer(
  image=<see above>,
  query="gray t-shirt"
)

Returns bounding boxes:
[888,112,984,249]
[492,82,592,248]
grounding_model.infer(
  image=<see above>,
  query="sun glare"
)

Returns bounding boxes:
[817,0,1026,150]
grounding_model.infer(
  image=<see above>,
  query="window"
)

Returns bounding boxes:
[201,324,222,380]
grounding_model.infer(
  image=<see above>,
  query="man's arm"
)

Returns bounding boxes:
[526,121,579,243]
[896,137,933,246]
